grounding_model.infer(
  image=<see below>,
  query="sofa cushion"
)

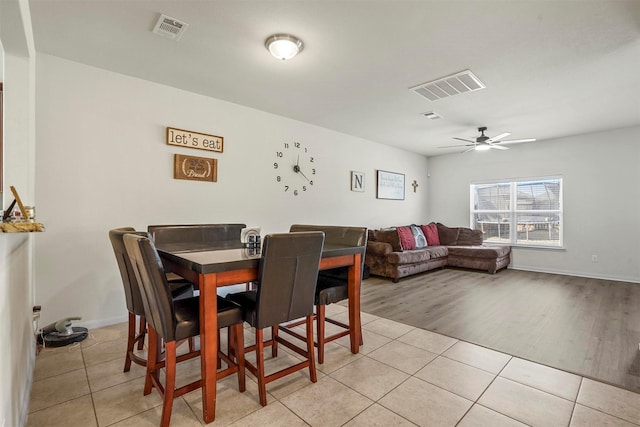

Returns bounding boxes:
[370,228,402,252]
[457,228,483,246]
[447,245,511,259]
[436,223,460,245]
[387,246,448,265]
[420,223,440,246]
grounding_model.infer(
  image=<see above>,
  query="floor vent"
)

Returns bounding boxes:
[152,14,189,41]
[411,70,485,101]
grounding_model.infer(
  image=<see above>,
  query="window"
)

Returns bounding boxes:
[470,177,562,247]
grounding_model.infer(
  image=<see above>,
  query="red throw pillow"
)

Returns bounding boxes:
[421,223,440,246]
[396,226,416,250]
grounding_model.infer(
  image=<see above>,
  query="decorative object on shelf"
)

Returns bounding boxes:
[241,227,261,248]
[1,186,45,232]
[412,180,419,192]
[166,127,223,153]
[376,170,405,200]
[274,140,316,196]
[351,171,364,192]
[174,154,217,182]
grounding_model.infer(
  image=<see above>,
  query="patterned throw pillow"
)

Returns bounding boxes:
[420,223,440,246]
[410,224,427,248]
[396,226,416,250]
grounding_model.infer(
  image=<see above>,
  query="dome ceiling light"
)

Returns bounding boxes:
[265,34,304,60]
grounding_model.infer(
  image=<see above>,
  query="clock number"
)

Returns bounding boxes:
[294,190,299,196]
[310,157,314,162]
[294,141,300,148]
[276,151,283,157]
[284,143,289,149]
[276,176,281,182]
[273,162,279,169]
[310,180,314,186]
[312,168,316,175]
[284,185,289,192]
[303,186,307,192]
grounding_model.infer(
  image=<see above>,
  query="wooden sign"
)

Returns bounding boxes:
[174,154,217,182]
[166,127,223,153]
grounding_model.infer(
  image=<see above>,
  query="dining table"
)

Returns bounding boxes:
[156,240,365,423]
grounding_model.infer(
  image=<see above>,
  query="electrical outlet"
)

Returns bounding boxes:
[591,255,598,263]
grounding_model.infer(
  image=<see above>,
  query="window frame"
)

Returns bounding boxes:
[470,176,563,248]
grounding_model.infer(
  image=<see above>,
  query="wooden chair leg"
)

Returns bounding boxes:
[316,304,326,364]
[160,341,177,427]
[137,315,146,351]
[306,316,317,383]
[271,325,278,358]
[255,328,267,406]
[217,332,222,369]
[125,312,136,372]
[144,327,159,396]
[233,324,246,392]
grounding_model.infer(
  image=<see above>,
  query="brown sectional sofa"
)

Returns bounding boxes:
[365,223,511,282]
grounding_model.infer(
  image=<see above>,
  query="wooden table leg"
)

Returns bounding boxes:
[347,253,362,354]
[200,273,218,424]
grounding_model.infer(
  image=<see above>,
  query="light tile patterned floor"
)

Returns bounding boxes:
[28,304,640,426]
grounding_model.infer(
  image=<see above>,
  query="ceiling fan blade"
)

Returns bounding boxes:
[490,144,509,150]
[487,132,511,142]
[462,147,476,154]
[499,138,537,144]
[438,144,474,148]
[453,137,476,143]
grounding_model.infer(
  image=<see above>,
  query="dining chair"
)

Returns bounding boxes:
[123,233,246,427]
[226,231,324,406]
[285,225,367,364]
[109,227,195,372]
[148,223,246,250]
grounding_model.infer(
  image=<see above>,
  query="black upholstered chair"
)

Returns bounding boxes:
[226,232,324,406]
[148,223,246,251]
[109,227,194,372]
[123,233,246,427]
[287,225,368,364]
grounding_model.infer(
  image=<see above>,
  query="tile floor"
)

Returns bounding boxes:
[28,304,640,426]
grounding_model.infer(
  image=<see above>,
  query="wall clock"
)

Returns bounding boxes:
[273,140,316,196]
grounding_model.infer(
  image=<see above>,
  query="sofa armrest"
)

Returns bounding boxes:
[366,241,393,256]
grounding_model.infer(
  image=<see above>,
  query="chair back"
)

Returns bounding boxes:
[148,223,246,250]
[255,232,324,329]
[123,233,177,342]
[289,224,368,272]
[109,227,150,316]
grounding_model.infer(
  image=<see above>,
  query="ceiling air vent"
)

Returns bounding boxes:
[152,14,189,41]
[410,70,485,101]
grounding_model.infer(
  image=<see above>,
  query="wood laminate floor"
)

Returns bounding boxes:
[359,268,640,392]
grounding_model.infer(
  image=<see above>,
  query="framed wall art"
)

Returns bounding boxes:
[376,170,405,200]
[174,154,217,182]
[350,171,365,192]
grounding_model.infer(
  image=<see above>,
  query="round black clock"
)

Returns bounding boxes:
[273,140,316,196]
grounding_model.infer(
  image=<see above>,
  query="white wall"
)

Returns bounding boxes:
[0,1,37,426]
[34,54,429,327]
[428,126,640,283]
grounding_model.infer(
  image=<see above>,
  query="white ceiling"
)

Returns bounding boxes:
[28,0,640,156]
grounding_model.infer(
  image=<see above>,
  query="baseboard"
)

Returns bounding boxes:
[81,314,128,330]
[20,340,36,427]
[509,265,640,284]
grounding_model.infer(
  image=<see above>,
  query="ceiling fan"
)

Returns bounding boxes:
[440,126,536,152]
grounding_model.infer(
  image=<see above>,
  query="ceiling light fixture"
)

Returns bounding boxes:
[265,34,304,60]
[475,144,491,151]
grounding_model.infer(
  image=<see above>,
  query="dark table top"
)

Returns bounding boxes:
[157,243,364,274]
